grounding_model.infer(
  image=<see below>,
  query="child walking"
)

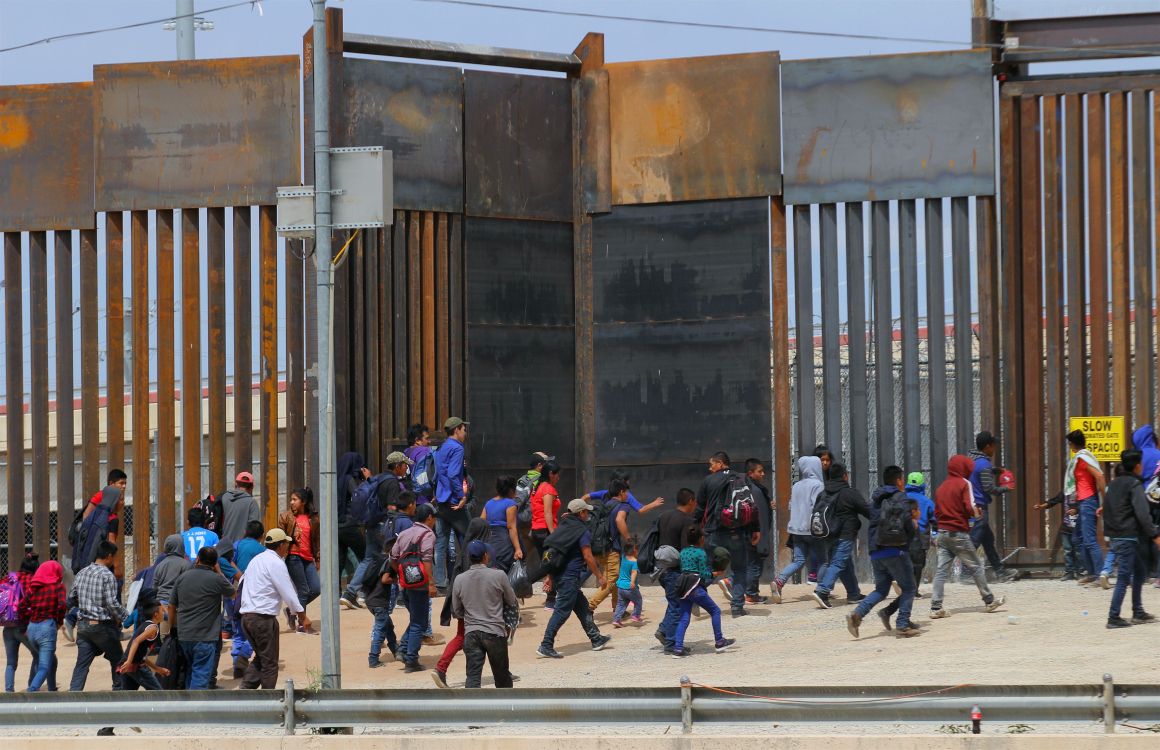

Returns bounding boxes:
[672,527,736,658]
[365,558,398,668]
[611,537,645,627]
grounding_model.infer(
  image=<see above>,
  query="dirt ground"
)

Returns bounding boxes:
[42,575,1158,692]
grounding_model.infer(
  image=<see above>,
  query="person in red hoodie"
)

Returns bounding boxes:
[929,455,1007,619]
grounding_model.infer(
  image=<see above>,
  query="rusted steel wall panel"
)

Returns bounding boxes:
[259,206,279,528]
[1018,96,1044,550]
[572,72,596,493]
[233,207,253,475]
[1088,94,1110,416]
[899,201,921,470]
[156,212,176,542]
[393,214,408,440]
[333,232,351,461]
[421,212,436,428]
[94,56,300,211]
[80,228,100,511]
[4,233,25,572]
[772,199,793,558]
[1109,93,1131,424]
[130,210,151,570]
[207,207,227,495]
[927,199,948,484]
[845,203,869,493]
[1002,13,1160,63]
[783,51,994,204]
[1003,72,1160,97]
[340,59,463,213]
[976,197,1000,452]
[181,209,201,507]
[871,201,895,470]
[373,229,390,457]
[607,52,781,205]
[819,204,842,451]
[465,71,572,221]
[951,197,975,456]
[998,97,1024,552]
[29,231,50,560]
[1064,96,1087,420]
[105,212,126,486]
[286,239,305,491]
[793,207,815,455]
[365,231,381,468]
[54,230,76,555]
[0,83,95,231]
[1042,96,1064,546]
[436,215,451,431]
[407,214,422,422]
[351,233,366,456]
[1130,90,1153,425]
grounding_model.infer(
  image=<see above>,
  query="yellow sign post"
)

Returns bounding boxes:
[1068,416,1126,462]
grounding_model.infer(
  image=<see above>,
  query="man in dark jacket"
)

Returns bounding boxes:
[1103,450,1160,628]
[537,500,611,659]
[812,463,867,609]
[744,459,772,604]
[696,452,758,618]
[847,466,919,638]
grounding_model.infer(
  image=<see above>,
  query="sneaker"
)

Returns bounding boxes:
[878,610,893,631]
[630,615,645,624]
[770,580,783,604]
[845,612,861,638]
[403,661,426,673]
[914,590,924,599]
[670,647,691,658]
[807,572,818,583]
[812,592,832,609]
[1099,574,1111,590]
[730,608,747,619]
[1059,571,1078,581]
[340,592,362,610]
[1077,575,1096,585]
[423,634,446,646]
[714,638,736,652]
[1131,612,1157,625]
[745,595,769,605]
[591,634,612,651]
[654,630,667,646]
[63,620,76,643]
[431,670,448,689]
[930,608,950,619]
[537,646,563,659]
[1107,616,1132,629]
[612,620,624,628]
[983,596,1006,613]
[845,593,866,603]
[368,659,384,669]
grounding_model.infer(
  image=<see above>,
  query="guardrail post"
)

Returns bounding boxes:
[1103,673,1115,733]
[284,679,296,735]
[680,676,693,734]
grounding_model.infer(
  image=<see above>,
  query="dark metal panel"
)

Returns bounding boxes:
[392,213,408,439]
[1002,13,1160,63]
[436,214,451,424]
[333,231,351,460]
[465,71,573,222]
[105,212,125,487]
[340,58,463,213]
[997,96,1024,552]
[233,207,253,474]
[845,203,869,494]
[258,206,278,529]
[926,200,948,485]
[207,207,227,495]
[1155,94,1160,420]
[4,233,24,572]
[1109,93,1131,424]
[449,214,465,421]
[156,212,176,543]
[342,33,581,74]
[819,204,841,451]
[181,209,201,506]
[1131,90,1153,424]
[898,201,920,470]
[421,213,436,427]
[29,231,50,560]
[407,214,422,422]
[55,231,77,548]
[871,201,895,469]
[130,210,150,570]
[468,220,575,327]
[1042,95,1065,530]
[94,56,300,211]
[286,239,305,490]
[579,69,611,214]
[79,228,100,515]
[976,197,1000,443]
[351,232,366,457]
[772,198,792,557]
[606,53,781,205]
[0,83,95,231]
[782,51,995,204]
[793,207,815,456]
[1064,96,1087,425]
[1088,94,1110,416]
[572,69,597,492]
[366,230,381,468]
[951,198,974,456]
[1018,96,1044,550]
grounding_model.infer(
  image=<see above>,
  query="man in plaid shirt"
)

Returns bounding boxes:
[67,541,128,691]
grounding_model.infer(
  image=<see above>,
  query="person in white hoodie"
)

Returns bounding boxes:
[770,456,827,603]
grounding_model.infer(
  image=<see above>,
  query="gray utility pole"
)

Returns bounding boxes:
[176,0,195,60]
[311,0,340,689]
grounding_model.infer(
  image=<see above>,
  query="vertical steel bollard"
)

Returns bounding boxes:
[680,676,693,734]
[1103,673,1115,733]
[284,679,297,735]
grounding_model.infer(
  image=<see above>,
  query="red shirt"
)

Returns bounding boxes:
[18,581,66,625]
[1074,459,1098,500]
[90,490,118,523]
[530,482,560,531]
[292,514,314,562]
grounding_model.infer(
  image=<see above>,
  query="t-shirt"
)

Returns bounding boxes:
[530,482,560,531]
[607,501,633,553]
[616,557,639,590]
[680,546,713,586]
[562,530,592,578]
[1074,459,1098,501]
[484,497,517,528]
[234,538,265,572]
[182,527,219,561]
[292,514,314,562]
[658,508,697,550]
[170,565,235,642]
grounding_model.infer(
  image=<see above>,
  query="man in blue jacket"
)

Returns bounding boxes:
[969,431,1016,582]
[434,417,470,591]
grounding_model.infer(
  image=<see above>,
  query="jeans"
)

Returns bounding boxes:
[969,505,1005,573]
[709,529,750,611]
[540,573,601,649]
[931,531,995,610]
[855,555,916,629]
[674,587,723,650]
[612,587,643,622]
[1074,497,1105,576]
[437,619,466,672]
[746,543,768,595]
[1101,549,1117,577]
[1108,538,1147,619]
[224,596,252,661]
[816,537,862,597]
[337,519,366,583]
[4,625,39,692]
[657,569,682,649]
[114,664,161,691]
[400,588,431,665]
[369,606,397,663]
[345,525,384,599]
[1060,530,1082,575]
[775,536,826,585]
[463,630,512,688]
[286,555,321,610]
[587,551,621,612]
[69,621,123,691]
[181,640,219,689]
[434,503,469,589]
[25,620,58,692]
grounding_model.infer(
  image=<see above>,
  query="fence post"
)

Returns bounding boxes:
[680,676,693,734]
[1103,673,1115,733]
[284,678,296,735]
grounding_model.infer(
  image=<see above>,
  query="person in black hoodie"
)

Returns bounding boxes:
[744,459,772,605]
[1102,450,1160,628]
[336,452,370,591]
[812,463,868,609]
[696,452,759,618]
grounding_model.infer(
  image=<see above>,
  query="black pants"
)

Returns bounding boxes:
[240,613,280,690]
[435,503,470,584]
[338,519,366,580]
[463,631,512,688]
[69,621,123,691]
[969,506,1004,572]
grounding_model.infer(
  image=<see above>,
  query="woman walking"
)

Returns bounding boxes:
[281,488,321,631]
[529,461,562,608]
[3,554,42,691]
[482,477,524,573]
[18,560,66,692]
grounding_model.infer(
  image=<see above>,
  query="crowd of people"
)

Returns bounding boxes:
[2,415,1159,723]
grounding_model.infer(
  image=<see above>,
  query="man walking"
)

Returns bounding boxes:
[930,455,1007,619]
[744,459,772,604]
[182,507,219,561]
[538,499,612,659]
[68,541,127,691]
[342,451,412,609]
[169,546,236,689]
[812,463,868,609]
[1102,450,1160,628]
[452,541,518,688]
[390,503,438,673]
[969,432,1016,581]
[219,472,261,544]
[404,424,435,503]
[654,488,699,652]
[434,417,471,591]
[588,479,633,613]
[771,456,826,603]
[238,529,310,689]
[696,452,757,618]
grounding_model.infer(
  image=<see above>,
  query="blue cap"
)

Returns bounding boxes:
[467,540,488,562]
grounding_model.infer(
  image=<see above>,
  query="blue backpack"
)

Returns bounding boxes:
[411,450,436,497]
[349,474,394,526]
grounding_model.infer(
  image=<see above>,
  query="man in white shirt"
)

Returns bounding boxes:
[238,529,310,689]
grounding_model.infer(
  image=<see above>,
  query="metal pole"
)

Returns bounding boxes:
[283,679,296,735]
[312,0,340,690]
[680,676,693,734]
[176,0,195,59]
[1103,673,1115,733]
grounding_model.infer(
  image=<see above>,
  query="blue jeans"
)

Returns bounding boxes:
[816,537,862,597]
[4,626,39,692]
[540,573,600,649]
[25,620,57,692]
[657,569,682,649]
[612,587,643,622]
[674,586,723,650]
[286,555,321,610]
[1075,497,1105,576]
[399,588,431,665]
[224,597,252,660]
[1061,529,1082,575]
[1108,538,1147,619]
[181,640,219,689]
[369,606,397,662]
[345,525,384,599]
[855,554,916,629]
[709,529,750,611]
[776,536,826,585]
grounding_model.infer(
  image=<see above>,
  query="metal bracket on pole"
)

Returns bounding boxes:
[680,676,693,735]
[1103,673,1115,733]
[283,679,296,735]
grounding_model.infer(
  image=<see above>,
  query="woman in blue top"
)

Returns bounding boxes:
[481,476,524,573]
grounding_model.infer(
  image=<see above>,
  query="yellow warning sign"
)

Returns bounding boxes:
[1068,416,1126,462]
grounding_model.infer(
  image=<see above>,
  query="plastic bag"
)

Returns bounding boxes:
[508,559,533,599]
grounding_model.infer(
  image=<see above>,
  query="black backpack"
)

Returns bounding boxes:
[810,490,840,538]
[350,474,394,526]
[514,474,536,527]
[719,473,758,530]
[587,501,614,557]
[636,518,661,575]
[199,492,226,535]
[876,492,913,547]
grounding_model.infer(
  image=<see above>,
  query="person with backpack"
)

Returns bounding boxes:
[390,503,438,673]
[366,492,416,668]
[278,488,320,632]
[1101,450,1160,628]
[68,541,127,691]
[336,452,371,588]
[671,526,736,658]
[67,476,125,640]
[697,452,758,618]
[930,454,1007,619]
[845,466,920,638]
[537,499,612,659]
[771,456,825,603]
[744,459,773,605]
[588,479,634,614]
[653,489,699,652]
[482,476,524,573]
[219,472,261,545]
[3,554,43,692]
[342,452,413,610]
[404,424,436,503]
[434,418,471,593]
[812,463,868,609]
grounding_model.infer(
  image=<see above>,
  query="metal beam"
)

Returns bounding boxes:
[343,33,581,73]
[1002,13,1160,63]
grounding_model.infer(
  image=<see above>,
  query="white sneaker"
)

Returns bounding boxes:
[984,595,1006,613]
[930,609,950,619]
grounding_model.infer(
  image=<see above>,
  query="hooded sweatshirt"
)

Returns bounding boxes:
[337,452,366,522]
[868,485,915,559]
[219,487,260,544]
[825,477,871,540]
[1132,425,1160,481]
[968,450,1004,507]
[788,456,825,537]
[152,533,192,603]
[906,482,937,537]
[936,455,977,533]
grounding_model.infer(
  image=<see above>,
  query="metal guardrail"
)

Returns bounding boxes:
[0,677,1157,734]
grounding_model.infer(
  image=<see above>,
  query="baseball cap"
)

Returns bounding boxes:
[444,417,469,430]
[264,528,291,545]
[236,471,255,486]
[907,471,924,486]
[568,498,594,514]
[532,451,556,464]
[467,540,489,563]
[386,451,414,467]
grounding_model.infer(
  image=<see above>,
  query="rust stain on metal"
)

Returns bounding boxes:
[131,210,152,572]
[156,211,177,542]
[181,209,202,506]
[259,205,279,529]
[608,52,780,205]
[794,126,832,184]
